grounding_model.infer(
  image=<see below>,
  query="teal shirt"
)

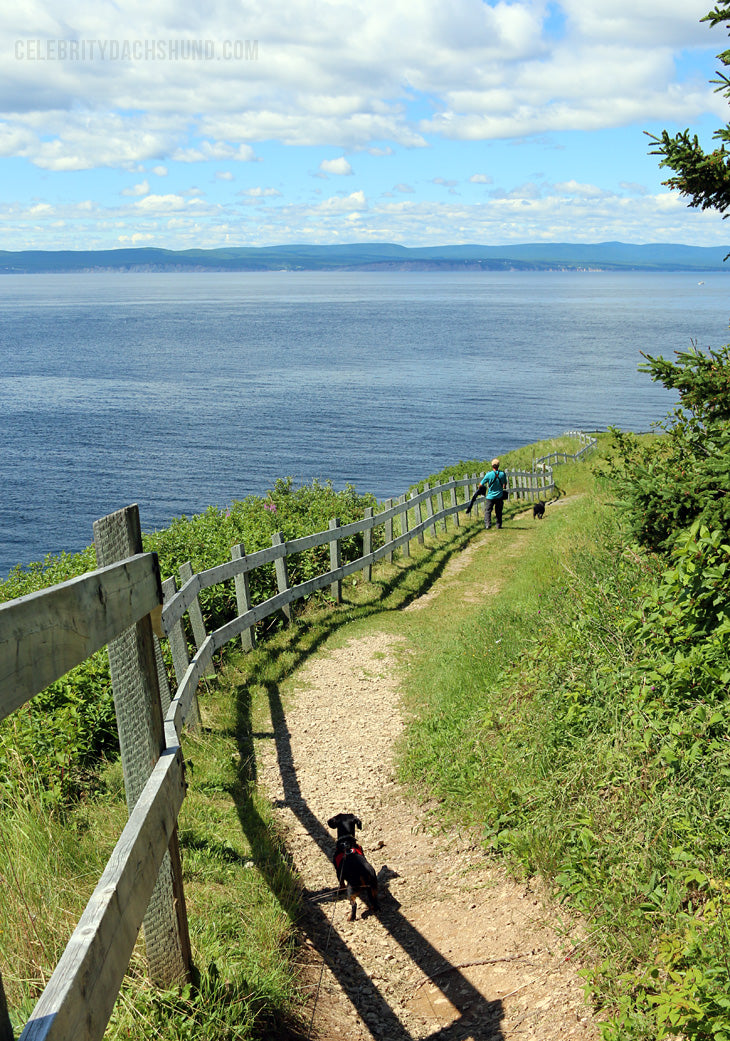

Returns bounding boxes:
[482,469,506,499]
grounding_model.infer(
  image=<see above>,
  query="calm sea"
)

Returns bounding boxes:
[1,269,727,578]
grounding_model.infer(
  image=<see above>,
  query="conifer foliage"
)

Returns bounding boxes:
[617,2,730,553]
[647,2,730,215]
[608,344,730,553]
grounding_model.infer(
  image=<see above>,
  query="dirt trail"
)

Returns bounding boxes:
[257,505,601,1041]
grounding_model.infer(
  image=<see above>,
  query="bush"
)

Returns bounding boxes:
[0,477,378,808]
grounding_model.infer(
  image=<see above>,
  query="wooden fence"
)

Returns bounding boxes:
[535,429,598,468]
[0,432,592,1041]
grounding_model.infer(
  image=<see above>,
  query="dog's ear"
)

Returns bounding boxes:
[354,816,362,830]
[327,814,342,829]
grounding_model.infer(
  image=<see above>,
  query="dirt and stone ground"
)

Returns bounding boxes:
[257,504,602,1041]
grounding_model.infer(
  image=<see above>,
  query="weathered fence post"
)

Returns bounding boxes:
[179,560,214,682]
[451,484,460,528]
[93,505,191,987]
[271,532,292,622]
[231,542,256,650]
[153,633,172,716]
[329,518,342,602]
[362,507,373,582]
[178,561,206,651]
[161,576,200,729]
[423,482,434,537]
[384,498,394,563]
[400,494,410,558]
[162,578,187,679]
[416,489,426,545]
[409,491,420,549]
[437,485,447,532]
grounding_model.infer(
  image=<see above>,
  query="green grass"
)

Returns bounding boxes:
[2,434,627,1039]
[1,474,497,1039]
[395,462,730,1040]
[2,670,305,1039]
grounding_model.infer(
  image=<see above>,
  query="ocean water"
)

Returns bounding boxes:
[1,269,727,578]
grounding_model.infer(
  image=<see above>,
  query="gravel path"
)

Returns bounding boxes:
[257,514,601,1041]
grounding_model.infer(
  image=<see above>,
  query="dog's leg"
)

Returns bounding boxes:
[347,886,357,921]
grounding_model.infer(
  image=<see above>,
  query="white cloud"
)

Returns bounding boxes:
[133,193,189,212]
[172,142,257,163]
[655,191,686,211]
[118,232,156,244]
[17,112,176,170]
[318,190,368,213]
[0,0,727,250]
[6,172,728,251]
[240,186,282,197]
[0,0,721,174]
[319,157,354,175]
[554,179,606,197]
[620,181,649,196]
[121,179,150,196]
[559,0,718,47]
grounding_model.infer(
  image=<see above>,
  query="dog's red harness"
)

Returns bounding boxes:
[334,843,364,877]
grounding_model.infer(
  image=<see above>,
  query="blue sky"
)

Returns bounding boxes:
[2,0,730,250]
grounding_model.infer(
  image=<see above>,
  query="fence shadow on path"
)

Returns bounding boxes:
[232,517,479,782]
[225,523,507,1040]
[255,677,504,1041]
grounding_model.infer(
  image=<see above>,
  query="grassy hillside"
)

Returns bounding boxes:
[397,341,730,1041]
[398,460,729,1040]
[2,406,727,1039]
[0,459,497,1038]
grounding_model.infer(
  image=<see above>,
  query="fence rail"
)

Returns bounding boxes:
[0,431,595,1041]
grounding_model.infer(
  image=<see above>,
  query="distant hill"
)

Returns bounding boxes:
[0,241,728,273]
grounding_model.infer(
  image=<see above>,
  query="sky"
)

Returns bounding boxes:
[3,0,730,251]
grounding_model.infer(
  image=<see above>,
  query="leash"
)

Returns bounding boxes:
[306,857,346,1041]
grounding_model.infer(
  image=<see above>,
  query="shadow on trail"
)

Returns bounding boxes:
[227,521,508,1039]
[221,524,518,1036]
[233,518,481,788]
[252,674,505,1040]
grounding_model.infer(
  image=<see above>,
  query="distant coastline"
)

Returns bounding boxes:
[1,241,729,274]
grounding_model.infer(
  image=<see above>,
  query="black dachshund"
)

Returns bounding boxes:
[327,813,379,921]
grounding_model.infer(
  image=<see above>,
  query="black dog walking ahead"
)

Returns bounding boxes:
[327,813,379,921]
